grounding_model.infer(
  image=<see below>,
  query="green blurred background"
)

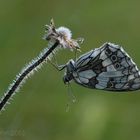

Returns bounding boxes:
[0,0,140,140]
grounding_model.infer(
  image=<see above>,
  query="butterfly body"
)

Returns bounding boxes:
[63,42,140,91]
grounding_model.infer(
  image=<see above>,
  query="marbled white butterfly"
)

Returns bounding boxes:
[63,42,140,91]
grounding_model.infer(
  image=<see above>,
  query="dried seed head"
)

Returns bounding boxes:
[43,19,84,51]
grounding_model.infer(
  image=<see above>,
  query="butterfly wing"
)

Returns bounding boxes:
[73,42,140,91]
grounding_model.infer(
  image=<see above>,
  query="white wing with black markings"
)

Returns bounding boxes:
[72,42,140,91]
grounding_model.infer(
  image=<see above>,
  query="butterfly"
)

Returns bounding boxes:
[63,42,140,91]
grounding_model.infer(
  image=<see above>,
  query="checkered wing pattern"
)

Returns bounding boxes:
[73,43,140,91]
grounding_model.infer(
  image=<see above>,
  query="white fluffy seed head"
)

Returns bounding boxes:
[44,19,84,51]
[56,27,72,40]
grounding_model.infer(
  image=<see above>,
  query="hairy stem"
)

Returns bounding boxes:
[0,41,59,111]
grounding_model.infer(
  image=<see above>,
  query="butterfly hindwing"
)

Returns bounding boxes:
[73,43,140,91]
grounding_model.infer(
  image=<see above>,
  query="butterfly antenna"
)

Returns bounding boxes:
[66,82,76,112]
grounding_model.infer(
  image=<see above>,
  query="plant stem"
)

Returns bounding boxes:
[0,41,59,111]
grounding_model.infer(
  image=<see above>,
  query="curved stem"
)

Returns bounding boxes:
[0,41,59,111]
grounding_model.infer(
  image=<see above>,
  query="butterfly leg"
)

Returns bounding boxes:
[74,48,78,61]
[48,51,66,71]
[48,59,66,71]
[74,38,84,61]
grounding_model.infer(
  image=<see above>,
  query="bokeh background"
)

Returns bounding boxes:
[0,0,140,140]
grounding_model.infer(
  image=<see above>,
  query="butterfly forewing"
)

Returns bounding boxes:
[73,42,140,91]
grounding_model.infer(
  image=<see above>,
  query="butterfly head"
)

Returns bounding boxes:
[63,59,75,84]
